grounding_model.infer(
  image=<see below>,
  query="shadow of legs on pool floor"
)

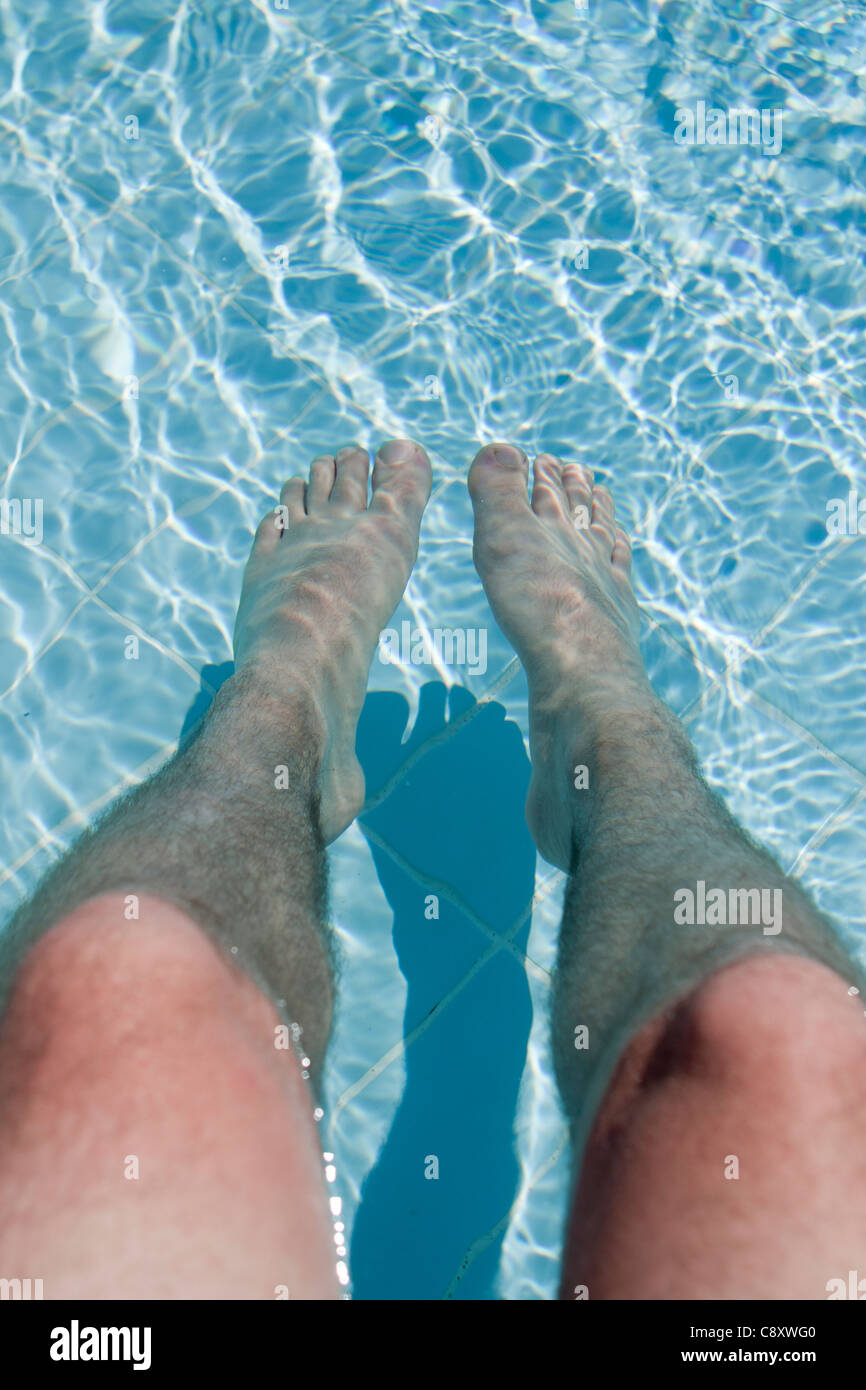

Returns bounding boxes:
[350,682,536,1300]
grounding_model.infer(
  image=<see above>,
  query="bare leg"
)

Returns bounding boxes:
[469,443,866,1300]
[0,440,431,1299]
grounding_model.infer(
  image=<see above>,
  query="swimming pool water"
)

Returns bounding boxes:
[1,0,865,1299]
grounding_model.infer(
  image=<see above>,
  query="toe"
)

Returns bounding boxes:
[278,477,306,530]
[468,443,531,522]
[307,455,336,512]
[562,463,594,532]
[330,444,370,512]
[531,453,569,521]
[253,508,283,555]
[612,526,633,575]
[369,438,433,535]
[591,483,617,551]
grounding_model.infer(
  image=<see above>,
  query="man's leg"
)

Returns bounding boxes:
[0,440,431,1299]
[469,443,866,1300]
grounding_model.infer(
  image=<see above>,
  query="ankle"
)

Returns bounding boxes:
[201,667,328,781]
[533,687,693,859]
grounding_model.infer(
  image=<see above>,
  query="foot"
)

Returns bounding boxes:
[233,440,432,842]
[469,444,657,870]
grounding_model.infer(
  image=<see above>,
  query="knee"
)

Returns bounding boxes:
[645,952,866,1110]
[0,894,282,1101]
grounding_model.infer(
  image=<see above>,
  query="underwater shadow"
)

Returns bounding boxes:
[350,681,535,1300]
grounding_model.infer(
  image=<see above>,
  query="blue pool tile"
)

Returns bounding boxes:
[739,540,866,777]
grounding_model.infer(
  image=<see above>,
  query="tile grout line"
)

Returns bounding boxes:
[674,539,850,730]
[442,1130,570,1300]
[359,821,551,981]
[789,785,866,880]
[0,739,178,892]
[331,867,565,1113]
[725,681,866,795]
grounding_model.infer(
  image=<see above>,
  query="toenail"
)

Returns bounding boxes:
[477,443,527,469]
[378,439,425,465]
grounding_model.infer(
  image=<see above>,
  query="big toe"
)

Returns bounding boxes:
[468,443,531,526]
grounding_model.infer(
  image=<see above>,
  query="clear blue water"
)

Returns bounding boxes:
[1,0,866,1299]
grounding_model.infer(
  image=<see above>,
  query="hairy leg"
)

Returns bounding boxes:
[0,439,432,1298]
[470,444,866,1299]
